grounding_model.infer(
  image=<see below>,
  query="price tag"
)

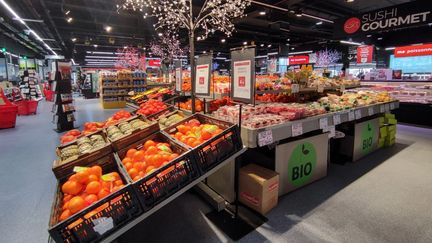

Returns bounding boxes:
[319,118,328,130]
[317,85,324,93]
[291,84,299,93]
[291,123,303,137]
[328,126,336,138]
[258,130,273,147]
[385,104,390,112]
[92,217,114,235]
[348,111,355,121]
[380,105,385,113]
[368,107,374,116]
[340,85,345,92]
[355,109,362,119]
[333,114,341,125]
[390,103,395,110]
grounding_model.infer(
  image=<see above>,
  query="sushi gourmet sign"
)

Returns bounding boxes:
[335,0,431,37]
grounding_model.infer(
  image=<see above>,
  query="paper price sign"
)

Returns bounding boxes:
[291,123,303,137]
[317,85,324,93]
[390,103,395,110]
[348,111,355,121]
[233,60,252,100]
[368,107,374,116]
[380,105,385,113]
[175,68,182,92]
[258,130,273,147]
[355,110,362,119]
[333,114,341,125]
[291,84,299,93]
[319,118,328,130]
[195,64,210,95]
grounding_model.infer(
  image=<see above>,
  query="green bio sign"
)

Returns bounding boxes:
[361,122,375,154]
[288,142,317,187]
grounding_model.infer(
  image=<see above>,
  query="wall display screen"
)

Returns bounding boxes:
[390,54,432,73]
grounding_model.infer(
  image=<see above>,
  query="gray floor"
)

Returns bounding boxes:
[0,98,431,243]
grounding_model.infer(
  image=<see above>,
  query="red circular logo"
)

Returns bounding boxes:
[344,17,361,34]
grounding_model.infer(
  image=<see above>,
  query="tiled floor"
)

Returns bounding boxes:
[1,98,431,243]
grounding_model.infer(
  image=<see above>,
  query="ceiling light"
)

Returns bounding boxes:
[385,47,395,51]
[377,37,383,40]
[143,47,146,50]
[302,13,334,23]
[286,43,290,46]
[287,38,290,41]
[295,12,302,17]
[221,39,226,43]
[289,50,313,55]
[340,40,363,46]
[105,26,112,32]
[291,47,295,50]
[259,11,266,16]
[203,51,206,54]
[316,21,323,25]
[267,44,272,48]
[289,10,295,14]
[86,56,119,59]
[158,33,163,36]
[260,44,264,47]
[71,38,77,42]
[197,36,201,41]
[345,0,354,2]
[243,41,247,45]
[71,59,76,65]
[86,51,116,55]
[123,46,127,49]
[93,44,98,48]
[67,17,73,23]
[65,10,70,15]
[366,34,372,37]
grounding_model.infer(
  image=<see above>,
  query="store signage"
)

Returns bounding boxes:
[335,0,432,37]
[175,68,182,92]
[394,43,432,57]
[195,64,210,96]
[231,47,255,104]
[361,121,376,155]
[291,123,303,137]
[258,130,274,147]
[357,45,374,63]
[288,142,317,187]
[289,55,309,65]
[149,60,161,67]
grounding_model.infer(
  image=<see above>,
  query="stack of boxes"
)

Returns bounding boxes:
[378,113,397,148]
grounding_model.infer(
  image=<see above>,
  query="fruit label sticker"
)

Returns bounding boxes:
[291,123,303,137]
[73,166,89,172]
[319,118,328,130]
[368,107,374,116]
[288,142,317,187]
[195,64,210,95]
[101,174,116,182]
[233,60,252,100]
[348,111,355,121]
[361,121,375,155]
[355,110,362,119]
[333,114,341,125]
[93,217,114,235]
[291,84,299,93]
[258,129,273,147]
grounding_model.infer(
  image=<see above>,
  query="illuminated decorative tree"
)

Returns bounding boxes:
[115,47,146,70]
[150,33,188,62]
[120,0,251,112]
[316,48,341,68]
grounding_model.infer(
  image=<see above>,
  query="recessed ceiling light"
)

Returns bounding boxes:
[158,33,163,36]
[291,47,295,50]
[67,17,73,23]
[243,41,247,45]
[259,11,266,16]
[93,44,98,48]
[267,44,272,48]
[123,46,127,49]
[316,21,323,25]
[71,38,77,42]
[260,44,264,47]
[221,39,226,43]
[65,10,70,15]
[377,37,383,40]
[105,26,112,32]
[346,0,354,2]
[296,13,302,17]
[203,51,206,54]
[143,47,146,50]
[197,36,201,41]
[289,10,295,14]
[287,38,290,41]
[366,34,372,37]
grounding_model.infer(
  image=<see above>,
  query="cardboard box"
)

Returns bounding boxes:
[387,118,397,125]
[388,125,396,132]
[239,164,279,215]
[379,117,385,126]
[380,126,388,137]
[385,113,395,120]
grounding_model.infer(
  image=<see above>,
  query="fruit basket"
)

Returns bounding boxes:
[48,154,142,243]
[15,99,38,115]
[53,130,113,179]
[105,115,159,151]
[116,132,199,211]
[163,114,243,173]
[0,88,18,129]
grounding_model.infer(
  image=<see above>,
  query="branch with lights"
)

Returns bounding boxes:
[115,47,146,70]
[150,34,188,62]
[315,48,342,68]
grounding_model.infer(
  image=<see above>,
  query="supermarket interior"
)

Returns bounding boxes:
[0,0,431,242]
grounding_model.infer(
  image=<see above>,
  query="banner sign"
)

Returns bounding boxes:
[288,55,309,65]
[149,60,161,67]
[394,43,432,57]
[335,0,431,37]
[194,53,212,97]
[174,60,182,92]
[231,46,255,104]
[357,45,374,63]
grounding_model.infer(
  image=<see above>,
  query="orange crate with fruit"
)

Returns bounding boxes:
[53,130,113,179]
[48,154,142,243]
[163,114,243,173]
[116,132,199,211]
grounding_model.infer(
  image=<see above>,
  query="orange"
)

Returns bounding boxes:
[114,180,123,186]
[84,194,98,205]
[145,146,158,155]
[88,174,99,182]
[144,140,156,149]
[110,172,121,180]
[101,181,111,190]
[68,196,86,213]
[177,125,189,134]
[175,132,183,139]
[97,188,110,199]
[85,181,102,194]
[192,140,202,147]
[62,201,70,211]
[62,181,83,195]
[146,166,156,174]
[201,131,212,140]
[128,168,139,179]
[122,157,132,164]
[153,154,163,167]
[59,209,71,221]
[138,171,145,177]
[89,166,102,178]
[133,176,141,182]
[69,174,79,182]
[133,150,145,162]
[162,154,171,162]
[124,162,133,170]
[126,148,137,158]
[63,194,73,203]
[187,137,197,146]
[75,170,90,184]
[169,153,179,161]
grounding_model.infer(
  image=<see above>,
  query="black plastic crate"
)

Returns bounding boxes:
[48,154,142,243]
[116,132,199,211]
[163,114,243,174]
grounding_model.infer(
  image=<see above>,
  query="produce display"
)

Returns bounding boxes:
[59,134,107,162]
[136,99,168,116]
[60,129,81,145]
[178,98,204,112]
[255,93,297,103]
[158,112,188,129]
[128,87,173,105]
[121,139,180,181]
[106,118,151,141]
[58,166,124,222]
[319,91,393,111]
[208,96,233,112]
[169,119,224,147]
[359,85,432,104]
[256,75,291,91]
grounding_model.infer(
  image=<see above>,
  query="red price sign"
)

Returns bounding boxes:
[199,77,204,84]
[238,76,246,87]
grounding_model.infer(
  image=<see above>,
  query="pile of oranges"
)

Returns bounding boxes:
[121,139,180,181]
[59,165,124,222]
[170,119,223,147]
[178,98,203,112]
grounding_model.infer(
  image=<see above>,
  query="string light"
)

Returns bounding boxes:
[150,32,188,60]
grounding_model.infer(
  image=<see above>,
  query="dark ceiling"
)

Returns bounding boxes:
[1,0,428,65]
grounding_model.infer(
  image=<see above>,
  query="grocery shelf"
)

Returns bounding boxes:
[241,100,400,148]
[100,147,247,243]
